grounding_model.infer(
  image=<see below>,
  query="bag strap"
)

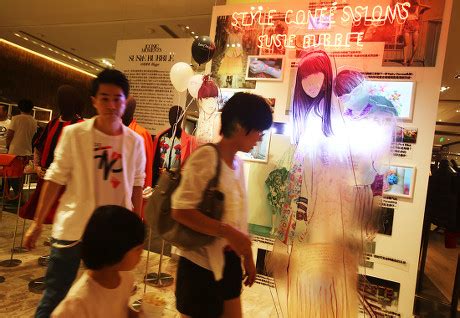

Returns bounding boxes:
[203,143,221,189]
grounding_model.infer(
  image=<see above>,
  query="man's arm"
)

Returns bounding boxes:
[131,186,143,217]
[6,129,14,149]
[24,180,65,249]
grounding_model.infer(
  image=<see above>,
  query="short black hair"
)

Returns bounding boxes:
[0,103,8,113]
[18,99,34,113]
[81,205,145,270]
[220,92,273,138]
[91,69,129,97]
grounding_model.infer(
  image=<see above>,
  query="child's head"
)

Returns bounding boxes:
[82,205,145,271]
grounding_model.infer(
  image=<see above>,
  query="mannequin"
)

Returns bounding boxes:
[195,75,221,145]
[122,97,154,188]
[152,106,196,185]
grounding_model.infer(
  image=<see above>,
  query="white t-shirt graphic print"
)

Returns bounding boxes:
[93,129,125,206]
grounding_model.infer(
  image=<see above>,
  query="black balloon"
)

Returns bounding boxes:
[191,36,216,65]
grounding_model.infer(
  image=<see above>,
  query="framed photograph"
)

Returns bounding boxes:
[368,81,416,120]
[359,274,400,315]
[382,164,416,199]
[246,56,284,81]
[350,0,446,67]
[33,106,53,123]
[237,129,272,163]
[377,207,394,236]
[394,126,418,144]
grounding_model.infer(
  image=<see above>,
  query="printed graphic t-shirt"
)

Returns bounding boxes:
[0,119,11,154]
[158,134,181,171]
[93,129,125,207]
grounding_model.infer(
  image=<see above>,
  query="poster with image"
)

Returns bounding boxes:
[395,126,418,143]
[367,81,416,120]
[383,165,416,198]
[246,56,284,81]
[359,275,401,317]
[378,207,395,236]
[211,15,259,89]
[351,0,446,67]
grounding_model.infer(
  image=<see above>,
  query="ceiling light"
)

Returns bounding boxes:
[191,31,195,35]
[194,35,198,39]
[0,39,96,77]
[101,59,113,68]
[438,119,442,121]
[251,6,255,10]
[14,33,20,37]
[258,6,263,10]
[440,86,450,92]
[455,74,460,79]
[185,26,190,30]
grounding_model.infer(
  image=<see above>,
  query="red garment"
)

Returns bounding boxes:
[128,119,154,188]
[0,155,22,177]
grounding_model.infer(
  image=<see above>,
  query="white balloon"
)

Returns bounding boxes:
[170,62,194,92]
[187,74,204,98]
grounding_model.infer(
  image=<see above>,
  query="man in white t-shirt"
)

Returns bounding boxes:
[24,69,146,318]
[6,99,37,197]
[0,103,11,154]
[7,99,37,156]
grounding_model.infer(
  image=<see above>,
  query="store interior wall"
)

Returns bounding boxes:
[0,42,95,118]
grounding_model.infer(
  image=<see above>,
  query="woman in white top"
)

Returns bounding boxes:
[172,92,273,318]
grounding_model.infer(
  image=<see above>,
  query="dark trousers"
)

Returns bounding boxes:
[35,239,81,318]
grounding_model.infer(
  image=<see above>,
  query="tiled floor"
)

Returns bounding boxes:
[1,207,458,318]
[0,210,278,318]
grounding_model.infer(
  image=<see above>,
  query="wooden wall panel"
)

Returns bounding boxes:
[0,42,96,118]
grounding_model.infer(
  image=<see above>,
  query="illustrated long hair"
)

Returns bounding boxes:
[292,50,333,144]
[197,75,219,100]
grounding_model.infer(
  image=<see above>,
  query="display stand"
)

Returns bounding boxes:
[11,173,33,254]
[28,275,46,293]
[131,228,174,311]
[28,252,50,293]
[144,239,174,287]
